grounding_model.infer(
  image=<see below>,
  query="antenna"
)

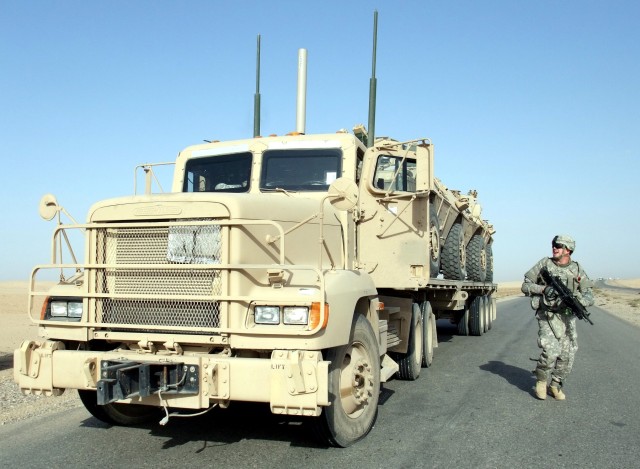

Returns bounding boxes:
[296,48,308,134]
[254,34,261,137]
[367,10,378,147]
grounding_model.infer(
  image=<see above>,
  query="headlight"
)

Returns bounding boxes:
[67,301,83,318]
[255,306,280,324]
[254,305,313,326]
[283,306,309,325]
[48,299,83,320]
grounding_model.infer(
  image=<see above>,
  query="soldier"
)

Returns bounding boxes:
[521,235,594,400]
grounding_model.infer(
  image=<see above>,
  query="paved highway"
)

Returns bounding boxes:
[1,297,639,468]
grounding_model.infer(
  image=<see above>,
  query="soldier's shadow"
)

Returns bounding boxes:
[479,360,533,393]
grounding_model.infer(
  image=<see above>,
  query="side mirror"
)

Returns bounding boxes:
[327,177,359,211]
[39,194,60,221]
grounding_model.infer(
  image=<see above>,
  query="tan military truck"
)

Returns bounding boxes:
[15,126,496,447]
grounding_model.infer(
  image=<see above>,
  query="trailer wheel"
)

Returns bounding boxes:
[315,314,380,447]
[457,304,470,336]
[469,296,485,336]
[482,295,491,332]
[78,390,161,426]
[466,234,487,282]
[428,210,441,277]
[441,222,466,280]
[421,301,434,367]
[490,295,497,321]
[396,303,423,380]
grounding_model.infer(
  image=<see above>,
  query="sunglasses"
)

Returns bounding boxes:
[552,243,567,250]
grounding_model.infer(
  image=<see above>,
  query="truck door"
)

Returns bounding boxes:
[357,146,430,289]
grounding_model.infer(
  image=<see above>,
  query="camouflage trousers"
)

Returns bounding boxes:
[534,311,579,383]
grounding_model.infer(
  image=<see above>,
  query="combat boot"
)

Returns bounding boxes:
[535,380,547,400]
[549,383,566,400]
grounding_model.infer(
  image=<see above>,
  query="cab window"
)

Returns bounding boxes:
[373,155,416,192]
[183,153,252,193]
[260,148,342,191]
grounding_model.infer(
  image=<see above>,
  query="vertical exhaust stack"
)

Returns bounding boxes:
[296,48,308,134]
[254,35,261,138]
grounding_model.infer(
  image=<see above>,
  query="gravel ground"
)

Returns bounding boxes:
[0,360,82,425]
[2,281,638,426]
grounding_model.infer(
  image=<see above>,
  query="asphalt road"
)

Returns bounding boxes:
[1,297,639,469]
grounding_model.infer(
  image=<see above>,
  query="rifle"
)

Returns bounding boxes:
[540,266,594,325]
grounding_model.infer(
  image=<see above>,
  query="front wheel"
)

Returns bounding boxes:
[78,390,161,426]
[315,314,381,447]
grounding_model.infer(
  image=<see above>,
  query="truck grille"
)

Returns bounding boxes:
[93,222,222,331]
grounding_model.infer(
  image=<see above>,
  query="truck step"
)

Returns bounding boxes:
[380,354,399,383]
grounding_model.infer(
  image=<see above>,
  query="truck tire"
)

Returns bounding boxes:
[315,314,381,447]
[78,390,161,426]
[428,210,441,278]
[441,222,466,280]
[482,295,491,332]
[396,303,423,380]
[466,234,487,282]
[468,296,485,336]
[457,304,470,336]
[485,244,494,283]
[421,300,434,367]
[490,295,497,321]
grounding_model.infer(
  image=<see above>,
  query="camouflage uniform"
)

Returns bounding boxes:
[521,257,594,385]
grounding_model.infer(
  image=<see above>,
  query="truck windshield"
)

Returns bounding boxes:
[183,153,252,193]
[260,148,342,192]
[373,155,416,192]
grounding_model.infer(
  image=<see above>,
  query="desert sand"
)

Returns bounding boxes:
[1,279,638,425]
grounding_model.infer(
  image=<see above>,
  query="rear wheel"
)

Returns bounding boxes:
[315,314,380,447]
[441,222,466,280]
[421,301,435,367]
[78,390,161,426]
[482,295,491,332]
[469,296,485,336]
[491,295,497,321]
[457,304,470,336]
[396,303,423,380]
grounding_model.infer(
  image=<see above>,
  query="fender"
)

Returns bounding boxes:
[316,269,379,349]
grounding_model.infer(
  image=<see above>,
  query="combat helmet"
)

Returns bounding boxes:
[552,234,575,252]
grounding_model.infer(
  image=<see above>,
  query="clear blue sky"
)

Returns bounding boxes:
[1,0,638,282]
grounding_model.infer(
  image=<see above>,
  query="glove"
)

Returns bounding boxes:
[543,286,558,301]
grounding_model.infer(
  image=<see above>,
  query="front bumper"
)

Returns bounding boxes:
[14,340,329,417]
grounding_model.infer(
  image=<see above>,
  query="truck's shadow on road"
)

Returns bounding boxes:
[80,402,328,449]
